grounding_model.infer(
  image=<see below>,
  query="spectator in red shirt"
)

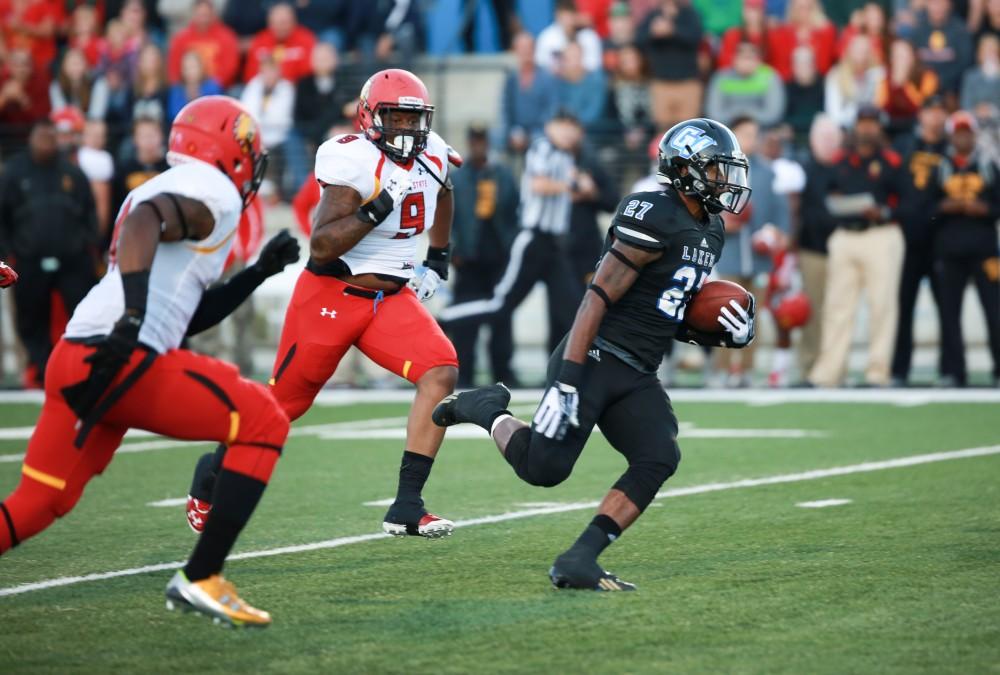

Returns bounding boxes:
[68,4,103,67]
[837,2,888,64]
[0,0,62,73]
[167,0,240,89]
[877,38,939,135]
[243,2,317,83]
[576,0,614,38]
[770,0,838,81]
[717,0,773,71]
[0,48,51,155]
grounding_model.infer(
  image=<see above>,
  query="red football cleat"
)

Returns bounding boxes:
[186,495,212,534]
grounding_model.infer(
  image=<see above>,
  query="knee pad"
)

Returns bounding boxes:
[612,443,681,512]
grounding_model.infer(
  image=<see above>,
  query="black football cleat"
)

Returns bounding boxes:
[549,552,637,592]
[432,383,511,429]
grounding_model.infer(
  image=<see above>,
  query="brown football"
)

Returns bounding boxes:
[684,280,753,333]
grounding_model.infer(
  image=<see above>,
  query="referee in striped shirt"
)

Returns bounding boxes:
[439,110,585,355]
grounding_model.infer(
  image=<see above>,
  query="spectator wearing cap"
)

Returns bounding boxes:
[769,0,838,81]
[167,0,240,90]
[784,46,825,145]
[705,40,786,128]
[498,31,559,155]
[167,50,223,119]
[908,0,973,100]
[439,112,586,359]
[932,112,1000,387]
[809,105,905,387]
[0,49,51,156]
[717,0,774,71]
[960,34,1000,114]
[535,0,604,73]
[712,116,792,387]
[50,48,110,121]
[447,125,520,388]
[636,0,704,129]
[877,37,939,136]
[0,119,98,387]
[824,33,885,129]
[52,107,114,240]
[890,95,949,385]
[794,114,842,380]
[244,2,317,83]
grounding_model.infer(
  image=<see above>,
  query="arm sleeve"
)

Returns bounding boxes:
[186,265,269,336]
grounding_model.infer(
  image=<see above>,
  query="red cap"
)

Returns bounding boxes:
[51,106,85,133]
[946,111,978,135]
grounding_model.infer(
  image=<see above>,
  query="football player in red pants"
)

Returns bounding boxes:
[0,96,301,628]
[186,69,462,539]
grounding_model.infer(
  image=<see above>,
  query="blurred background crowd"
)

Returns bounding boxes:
[0,0,997,390]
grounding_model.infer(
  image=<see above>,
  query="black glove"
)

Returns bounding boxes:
[61,314,141,420]
[253,229,301,277]
[422,245,450,281]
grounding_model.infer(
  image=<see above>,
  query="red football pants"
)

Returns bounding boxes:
[0,339,289,552]
[269,271,458,420]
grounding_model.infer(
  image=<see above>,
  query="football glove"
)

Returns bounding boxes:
[252,229,301,277]
[61,314,142,420]
[717,296,755,347]
[0,261,17,288]
[533,382,580,440]
[357,167,412,225]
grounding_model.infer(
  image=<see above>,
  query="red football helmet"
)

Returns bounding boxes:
[167,95,267,209]
[357,69,434,162]
[773,292,812,330]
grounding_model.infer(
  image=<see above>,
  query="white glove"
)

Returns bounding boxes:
[532,382,580,440]
[410,265,443,302]
[717,297,755,347]
[382,166,413,207]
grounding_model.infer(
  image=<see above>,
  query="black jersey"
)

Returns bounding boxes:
[595,188,725,373]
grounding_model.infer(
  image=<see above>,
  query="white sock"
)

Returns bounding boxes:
[490,413,513,437]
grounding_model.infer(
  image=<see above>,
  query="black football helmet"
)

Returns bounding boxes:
[657,118,752,215]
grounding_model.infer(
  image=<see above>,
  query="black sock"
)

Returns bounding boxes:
[184,469,266,581]
[188,444,226,502]
[394,451,433,507]
[567,515,623,559]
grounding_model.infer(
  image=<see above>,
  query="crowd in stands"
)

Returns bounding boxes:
[0,0,997,388]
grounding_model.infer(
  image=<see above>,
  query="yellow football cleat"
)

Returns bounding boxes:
[165,571,271,628]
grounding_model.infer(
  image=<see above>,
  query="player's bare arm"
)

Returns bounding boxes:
[562,240,662,367]
[117,193,215,273]
[308,184,371,266]
[429,186,453,247]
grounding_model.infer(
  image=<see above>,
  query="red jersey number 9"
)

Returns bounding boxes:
[392,192,426,239]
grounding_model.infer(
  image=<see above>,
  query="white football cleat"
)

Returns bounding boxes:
[382,513,454,538]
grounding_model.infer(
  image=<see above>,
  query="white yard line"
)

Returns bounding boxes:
[796,499,853,508]
[2,443,998,599]
[147,497,188,508]
[361,498,395,507]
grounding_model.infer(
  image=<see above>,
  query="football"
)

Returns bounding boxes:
[684,279,753,333]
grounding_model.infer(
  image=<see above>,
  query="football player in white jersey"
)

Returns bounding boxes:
[185,69,463,539]
[0,96,302,628]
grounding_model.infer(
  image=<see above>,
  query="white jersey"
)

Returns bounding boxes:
[313,130,450,278]
[65,161,243,353]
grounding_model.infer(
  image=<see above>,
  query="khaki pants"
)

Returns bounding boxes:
[650,79,703,130]
[809,226,904,386]
[797,250,827,377]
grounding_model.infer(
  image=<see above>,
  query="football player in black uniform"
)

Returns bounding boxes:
[433,118,756,591]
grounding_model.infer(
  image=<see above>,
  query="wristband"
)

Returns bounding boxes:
[120,270,150,319]
[424,244,451,280]
[558,359,584,388]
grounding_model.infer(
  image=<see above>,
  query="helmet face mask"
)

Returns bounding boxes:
[657,118,752,216]
[358,70,435,163]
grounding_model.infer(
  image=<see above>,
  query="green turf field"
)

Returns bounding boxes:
[1,393,998,674]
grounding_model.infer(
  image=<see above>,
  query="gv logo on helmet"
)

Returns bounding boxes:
[671,126,717,159]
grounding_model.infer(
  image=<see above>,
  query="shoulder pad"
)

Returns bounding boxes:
[611,191,671,250]
[314,135,381,200]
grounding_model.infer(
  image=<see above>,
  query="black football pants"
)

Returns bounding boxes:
[935,254,1000,384]
[503,336,681,512]
[448,257,514,387]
